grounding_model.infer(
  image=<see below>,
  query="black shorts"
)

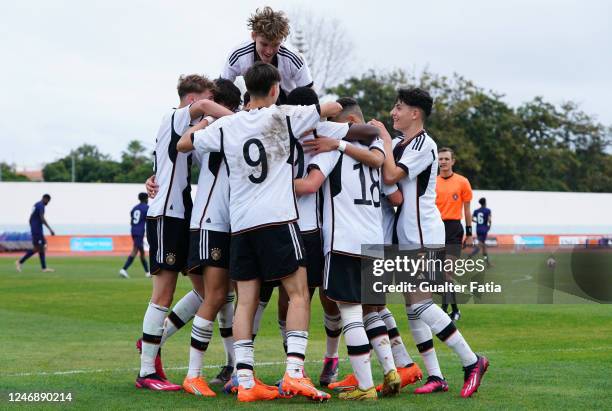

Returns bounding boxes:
[31,233,46,248]
[477,230,488,244]
[230,222,306,283]
[302,229,324,288]
[132,234,144,249]
[444,220,464,257]
[146,216,189,275]
[187,229,231,273]
[323,252,376,304]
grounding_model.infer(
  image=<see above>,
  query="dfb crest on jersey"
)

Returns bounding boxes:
[453,193,459,201]
[211,248,222,261]
[165,252,176,265]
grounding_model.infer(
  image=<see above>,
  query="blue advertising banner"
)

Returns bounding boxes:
[70,237,114,252]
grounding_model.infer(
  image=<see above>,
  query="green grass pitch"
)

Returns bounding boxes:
[1,256,611,410]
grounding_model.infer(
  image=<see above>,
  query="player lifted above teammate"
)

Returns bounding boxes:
[221,7,312,104]
[179,62,340,402]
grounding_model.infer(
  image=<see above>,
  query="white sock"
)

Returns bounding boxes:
[339,303,374,390]
[187,315,214,378]
[234,339,255,389]
[278,320,287,349]
[286,330,308,378]
[323,313,342,358]
[251,300,268,339]
[407,304,443,379]
[161,289,202,345]
[416,301,478,367]
[364,312,395,375]
[217,291,235,367]
[140,302,168,377]
[379,307,414,367]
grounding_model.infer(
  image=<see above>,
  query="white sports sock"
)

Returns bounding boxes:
[339,304,374,390]
[323,313,342,358]
[160,289,202,345]
[407,304,443,379]
[140,302,168,377]
[286,330,308,378]
[251,300,268,338]
[217,291,235,367]
[379,307,414,367]
[234,339,255,389]
[416,301,478,367]
[187,316,214,378]
[364,312,395,375]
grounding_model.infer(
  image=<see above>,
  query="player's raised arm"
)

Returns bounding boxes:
[368,119,407,184]
[343,124,379,145]
[177,118,210,152]
[303,134,384,168]
[189,100,234,121]
[318,102,343,119]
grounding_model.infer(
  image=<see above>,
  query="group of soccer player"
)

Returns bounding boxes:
[133,6,489,402]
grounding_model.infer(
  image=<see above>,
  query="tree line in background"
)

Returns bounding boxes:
[1,69,610,192]
[328,70,612,192]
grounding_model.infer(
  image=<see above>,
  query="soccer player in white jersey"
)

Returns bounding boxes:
[136,75,234,391]
[172,79,242,396]
[177,62,341,402]
[221,7,312,104]
[311,98,424,392]
[293,117,400,400]
[142,79,240,389]
[280,88,385,387]
[369,88,489,398]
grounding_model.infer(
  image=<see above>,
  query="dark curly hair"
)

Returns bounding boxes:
[396,88,433,117]
[213,78,241,111]
[287,87,319,106]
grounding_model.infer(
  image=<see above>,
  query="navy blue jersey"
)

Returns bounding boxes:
[130,203,149,236]
[473,207,491,232]
[29,201,45,235]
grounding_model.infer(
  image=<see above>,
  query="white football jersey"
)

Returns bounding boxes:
[294,121,350,232]
[193,104,321,233]
[221,41,313,95]
[393,131,445,245]
[148,106,194,220]
[191,119,230,232]
[309,139,385,256]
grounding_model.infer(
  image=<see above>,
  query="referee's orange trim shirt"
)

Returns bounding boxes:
[436,173,473,221]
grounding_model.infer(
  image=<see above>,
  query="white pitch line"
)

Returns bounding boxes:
[2,346,610,378]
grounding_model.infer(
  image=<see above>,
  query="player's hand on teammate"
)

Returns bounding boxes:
[146,175,159,199]
[368,119,392,141]
[303,136,339,154]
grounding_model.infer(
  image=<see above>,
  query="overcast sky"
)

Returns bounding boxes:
[1,0,610,169]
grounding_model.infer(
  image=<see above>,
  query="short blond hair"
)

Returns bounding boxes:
[248,7,290,41]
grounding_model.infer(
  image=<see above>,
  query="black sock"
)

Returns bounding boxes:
[20,250,35,264]
[39,252,47,269]
[123,256,135,270]
[451,304,459,312]
[141,257,149,272]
